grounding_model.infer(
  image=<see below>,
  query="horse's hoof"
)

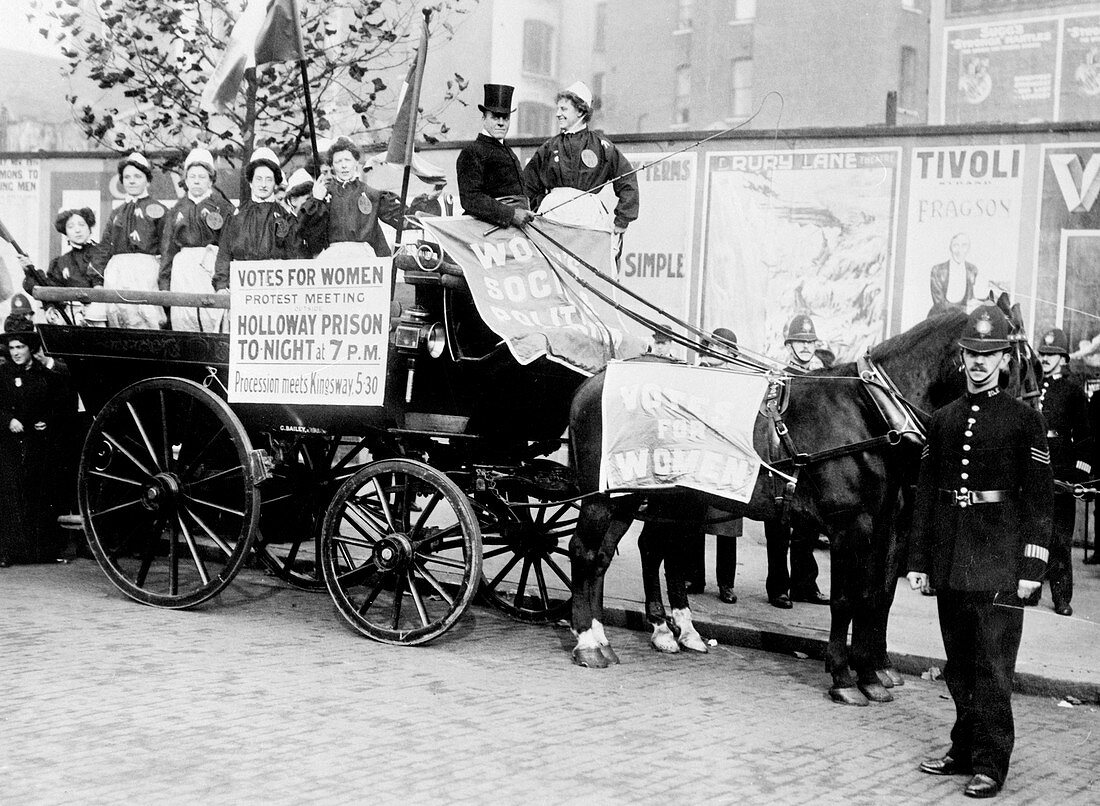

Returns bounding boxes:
[678,632,708,653]
[875,669,895,689]
[882,667,905,687]
[829,686,870,707]
[572,647,610,668]
[857,680,894,703]
[650,633,681,654]
[598,644,621,665]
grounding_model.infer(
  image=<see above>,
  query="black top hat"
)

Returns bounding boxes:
[479,84,515,115]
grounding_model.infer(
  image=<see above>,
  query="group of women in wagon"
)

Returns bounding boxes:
[29,138,409,333]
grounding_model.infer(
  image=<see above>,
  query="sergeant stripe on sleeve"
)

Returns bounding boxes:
[1024,544,1049,563]
[921,445,930,459]
[1030,447,1050,464]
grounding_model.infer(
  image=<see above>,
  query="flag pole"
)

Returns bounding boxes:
[298,59,322,175]
[394,8,431,247]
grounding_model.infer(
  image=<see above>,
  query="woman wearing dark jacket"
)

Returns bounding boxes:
[0,327,63,566]
[27,207,102,325]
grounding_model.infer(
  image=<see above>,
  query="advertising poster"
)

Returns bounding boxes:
[599,361,768,503]
[900,145,1025,329]
[700,149,900,363]
[617,151,697,355]
[0,158,41,317]
[1060,15,1100,122]
[1033,143,1100,347]
[228,257,393,406]
[943,18,1059,124]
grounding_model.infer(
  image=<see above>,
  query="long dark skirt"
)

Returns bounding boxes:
[0,430,59,564]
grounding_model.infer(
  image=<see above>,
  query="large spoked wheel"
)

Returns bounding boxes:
[79,377,260,609]
[475,461,576,623]
[321,459,482,645]
[257,435,373,590]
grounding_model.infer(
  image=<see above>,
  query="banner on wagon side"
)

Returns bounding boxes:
[599,361,769,503]
[228,255,393,406]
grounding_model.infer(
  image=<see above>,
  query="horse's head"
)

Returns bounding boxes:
[996,293,1042,406]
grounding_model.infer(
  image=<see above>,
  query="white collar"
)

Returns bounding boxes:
[127,191,150,202]
[188,190,212,204]
[562,122,588,135]
[480,129,505,142]
[251,194,276,204]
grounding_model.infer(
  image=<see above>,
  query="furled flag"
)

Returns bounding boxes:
[385,12,430,166]
[201,0,305,114]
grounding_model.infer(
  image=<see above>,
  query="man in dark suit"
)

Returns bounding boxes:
[907,305,1054,799]
[455,84,535,229]
[928,232,978,318]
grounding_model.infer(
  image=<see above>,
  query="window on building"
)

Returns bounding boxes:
[674,65,691,124]
[517,101,554,137]
[731,57,753,118]
[523,20,554,76]
[591,72,605,110]
[594,3,607,53]
[676,0,694,31]
[733,0,757,22]
[899,46,918,110]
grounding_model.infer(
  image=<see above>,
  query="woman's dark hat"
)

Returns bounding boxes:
[478,84,515,115]
[2,318,40,351]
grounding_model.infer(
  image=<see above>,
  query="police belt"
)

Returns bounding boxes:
[938,489,1014,508]
[495,195,530,210]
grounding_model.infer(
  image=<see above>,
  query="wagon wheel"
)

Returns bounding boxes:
[79,377,260,609]
[475,461,576,623]
[320,458,482,645]
[256,435,373,590]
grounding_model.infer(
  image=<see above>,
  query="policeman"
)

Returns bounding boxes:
[764,314,829,608]
[1036,328,1090,617]
[907,305,1053,800]
[455,84,535,230]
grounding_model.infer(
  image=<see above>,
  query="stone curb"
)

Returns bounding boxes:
[598,602,1100,706]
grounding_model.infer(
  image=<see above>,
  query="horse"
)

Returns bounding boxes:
[567,303,1039,705]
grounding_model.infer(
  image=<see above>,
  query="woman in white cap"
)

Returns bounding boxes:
[213,147,303,292]
[282,167,326,257]
[522,81,639,240]
[90,152,167,328]
[159,147,236,332]
[298,137,390,261]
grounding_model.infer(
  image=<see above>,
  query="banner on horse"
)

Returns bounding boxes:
[421,216,647,375]
[598,361,768,502]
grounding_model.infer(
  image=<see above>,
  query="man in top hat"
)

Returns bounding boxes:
[1035,327,1090,617]
[764,314,829,609]
[456,84,535,229]
[907,305,1053,799]
[522,80,639,238]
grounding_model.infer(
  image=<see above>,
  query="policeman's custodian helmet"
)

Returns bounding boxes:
[958,305,1010,353]
[1037,328,1070,356]
[784,314,817,343]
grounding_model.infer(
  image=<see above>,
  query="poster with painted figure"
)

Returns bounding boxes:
[1060,15,1100,122]
[700,149,900,364]
[900,146,1025,329]
[1033,143,1100,347]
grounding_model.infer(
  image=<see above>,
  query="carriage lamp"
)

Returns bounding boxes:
[413,240,444,272]
[395,305,432,402]
[425,321,447,359]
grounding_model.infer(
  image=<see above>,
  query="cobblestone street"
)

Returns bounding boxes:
[2,560,1098,805]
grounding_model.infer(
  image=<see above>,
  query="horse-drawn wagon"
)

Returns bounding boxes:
[35,239,586,645]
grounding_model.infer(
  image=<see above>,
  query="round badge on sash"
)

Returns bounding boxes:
[203,208,224,231]
[275,217,290,239]
[358,193,373,215]
[581,149,599,168]
[145,202,165,220]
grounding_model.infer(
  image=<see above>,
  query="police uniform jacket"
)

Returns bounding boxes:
[158,193,236,290]
[90,196,167,272]
[456,134,526,228]
[523,128,639,230]
[909,389,1053,592]
[299,177,390,257]
[212,200,302,291]
[1037,373,1092,482]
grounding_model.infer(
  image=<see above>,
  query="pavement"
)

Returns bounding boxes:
[2,559,1098,805]
[598,519,1100,705]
